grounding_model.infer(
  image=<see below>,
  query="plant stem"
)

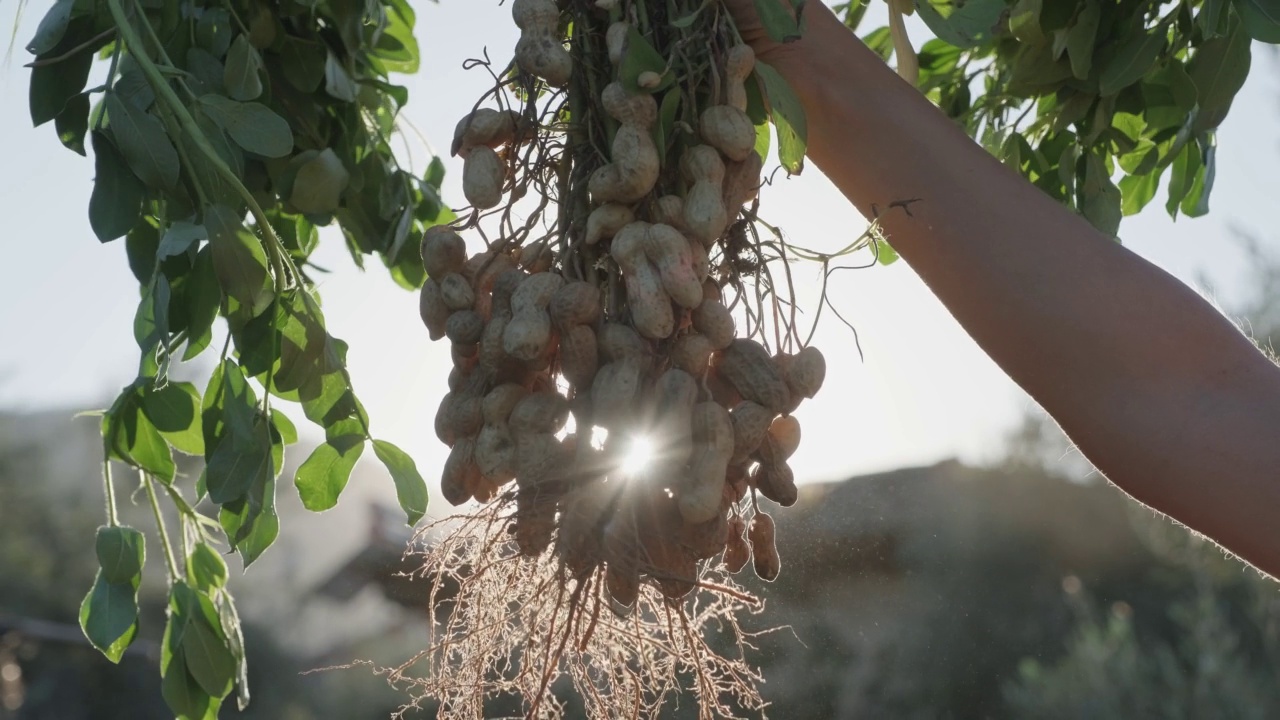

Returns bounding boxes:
[262,315,277,415]
[94,42,124,133]
[163,106,211,206]
[102,460,120,527]
[25,27,117,67]
[143,473,181,581]
[104,0,296,290]
[179,515,192,573]
[129,0,200,102]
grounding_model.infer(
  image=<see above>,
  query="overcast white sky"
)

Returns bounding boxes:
[1,3,1277,500]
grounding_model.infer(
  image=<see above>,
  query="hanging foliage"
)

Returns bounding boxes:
[26,0,446,714]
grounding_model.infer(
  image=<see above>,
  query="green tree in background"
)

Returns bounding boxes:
[19,0,1279,715]
[839,0,1275,242]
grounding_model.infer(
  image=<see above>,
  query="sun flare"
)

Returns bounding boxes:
[621,435,654,477]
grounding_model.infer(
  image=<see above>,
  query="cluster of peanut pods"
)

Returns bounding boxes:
[419,0,827,611]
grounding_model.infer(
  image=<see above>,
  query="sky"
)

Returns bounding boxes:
[1,3,1278,502]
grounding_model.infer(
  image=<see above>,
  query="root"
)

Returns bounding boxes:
[362,504,767,719]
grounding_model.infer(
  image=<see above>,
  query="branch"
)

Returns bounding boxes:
[24,27,117,67]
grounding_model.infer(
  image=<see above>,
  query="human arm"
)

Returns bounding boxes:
[733,2,1280,577]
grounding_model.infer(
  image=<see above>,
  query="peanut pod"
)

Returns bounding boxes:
[462,145,505,210]
[678,402,734,523]
[420,226,467,278]
[749,511,781,581]
[718,339,791,414]
[512,0,572,87]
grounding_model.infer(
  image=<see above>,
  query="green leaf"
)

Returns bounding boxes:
[755,61,808,174]
[862,26,893,61]
[618,26,674,94]
[1081,151,1122,237]
[1098,28,1166,97]
[189,543,229,592]
[916,38,963,77]
[875,236,900,266]
[163,583,195,673]
[105,93,180,189]
[425,156,446,187]
[206,419,274,504]
[135,276,170,353]
[373,439,428,525]
[324,52,359,102]
[162,654,218,720]
[1165,139,1202,219]
[1118,139,1158,175]
[745,71,771,160]
[209,359,259,446]
[214,591,250,710]
[127,220,161,284]
[88,130,145,242]
[1065,1,1100,80]
[655,88,681,159]
[159,222,208,261]
[1009,0,1045,45]
[183,617,236,698]
[185,107,245,209]
[223,35,264,101]
[142,382,205,455]
[373,0,420,73]
[205,204,274,317]
[79,572,139,663]
[1234,0,1280,42]
[218,487,279,567]
[1039,1,1077,33]
[95,526,145,584]
[1180,134,1216,217]
[246,4,277,49]
[1187,18,1253,131]
[114,67,155,111]
[299,371,359,431]
[264,293,329,394]
[27,0,74,55]
[1009,39,1075,96]
[271,410,298,445]
[294,440,366,512]
[751,0,802,43]
[133,412,177,482]
[914,0,1005,48]
[183,248,221,361]
[196,7,233,58]
[290,148,351,214]
[29,28,93,126]
[209,405,279,566]
[1119,171,1160,216]
[838,0,871,31]
[198,95,294,158]
[1141,61,1198,131]
[106,394,177,482]
[279,36,327,92]
[186,47,226,97]
[1200,0,1228,37]
[55,92,90,155]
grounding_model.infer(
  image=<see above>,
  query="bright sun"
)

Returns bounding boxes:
[621,435,654,476]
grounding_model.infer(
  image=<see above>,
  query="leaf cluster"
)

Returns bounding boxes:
[838,0,1277,238]
[27,0,445,715]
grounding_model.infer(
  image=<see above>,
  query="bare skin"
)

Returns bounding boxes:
[726,1,1280,578]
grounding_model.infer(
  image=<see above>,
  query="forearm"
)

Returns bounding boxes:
[773,5,1280,573]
